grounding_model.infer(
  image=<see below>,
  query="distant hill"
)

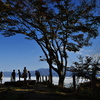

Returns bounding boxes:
[3,68,72,77]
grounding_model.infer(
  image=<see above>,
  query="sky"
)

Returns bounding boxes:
[0,0,100,72]
[0,34,49,72]
[0,33,100,72]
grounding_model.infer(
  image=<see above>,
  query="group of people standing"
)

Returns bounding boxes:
[0,67,41,84]
[11,67,31,82]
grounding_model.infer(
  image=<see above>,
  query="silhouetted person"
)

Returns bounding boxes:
[11,70,16,82]
[22,67,28,81]
[28,71,31,80]
[0,71,3,84]
[35,70,40,83]
[18,69,21,81]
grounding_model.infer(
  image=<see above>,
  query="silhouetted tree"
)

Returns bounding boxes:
[0,0,100,87]
[72,55,100,98]
[72,55,100,80]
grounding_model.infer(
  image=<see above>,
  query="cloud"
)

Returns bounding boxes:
[76,52,82,55]
[76,49,94,56]
[76,49,84,55]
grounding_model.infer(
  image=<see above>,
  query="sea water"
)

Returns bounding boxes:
[1,77,89,88]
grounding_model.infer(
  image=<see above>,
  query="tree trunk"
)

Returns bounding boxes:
[92,69,96,99]
[49,65,52,84]
[58,74,65,87]
[73,75,76,90]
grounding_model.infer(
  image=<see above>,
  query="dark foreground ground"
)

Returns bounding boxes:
[0,82,100,100]
[0,84,68,100]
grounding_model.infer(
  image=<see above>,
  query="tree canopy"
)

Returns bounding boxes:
[0,0,100,86]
